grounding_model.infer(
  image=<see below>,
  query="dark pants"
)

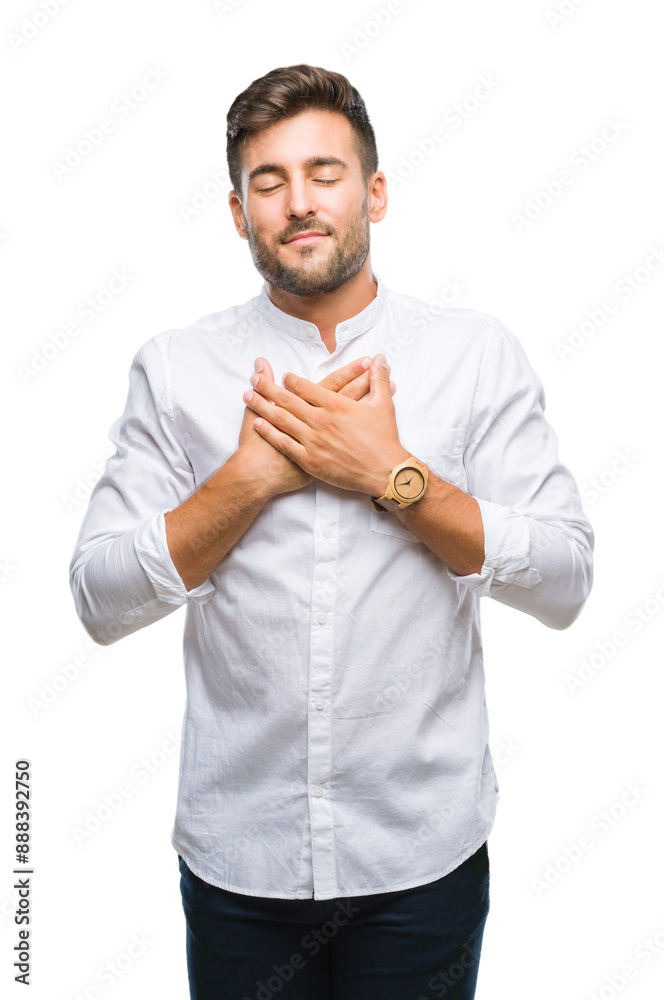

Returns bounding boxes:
[178,841,490,1000]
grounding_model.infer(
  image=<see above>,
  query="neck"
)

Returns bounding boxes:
[266,258,377,354]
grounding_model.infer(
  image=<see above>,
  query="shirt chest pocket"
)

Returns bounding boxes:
[370,427,466,543]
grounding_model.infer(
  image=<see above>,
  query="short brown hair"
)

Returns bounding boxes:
[226,64,379,201]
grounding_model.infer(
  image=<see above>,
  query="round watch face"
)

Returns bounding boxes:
[393,466,425,500]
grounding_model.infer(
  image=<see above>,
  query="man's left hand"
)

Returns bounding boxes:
[242,353,409,496]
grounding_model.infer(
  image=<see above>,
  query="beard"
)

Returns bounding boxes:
[243,193,371,297]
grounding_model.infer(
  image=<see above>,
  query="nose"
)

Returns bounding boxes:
[285,175,319,221]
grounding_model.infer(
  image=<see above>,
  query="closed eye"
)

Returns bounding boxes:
[256,179,339,193]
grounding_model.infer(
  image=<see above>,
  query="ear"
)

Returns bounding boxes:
[228,191,248,240]
[368,171,388,225]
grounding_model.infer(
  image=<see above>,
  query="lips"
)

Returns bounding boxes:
[284,231,328,245]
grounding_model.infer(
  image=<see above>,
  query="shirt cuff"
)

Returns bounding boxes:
[133,511,216,606]
[446,498,542,596]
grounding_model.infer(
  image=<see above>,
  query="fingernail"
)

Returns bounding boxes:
[390,380,396,393]
[361,356,371,368]
[249,373,259,386]
[254,358,264,372]
[377,353,386,366]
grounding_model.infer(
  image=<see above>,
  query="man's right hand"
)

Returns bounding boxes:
[237,355,395,499]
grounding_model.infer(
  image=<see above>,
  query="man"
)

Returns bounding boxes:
[69,64,594,999]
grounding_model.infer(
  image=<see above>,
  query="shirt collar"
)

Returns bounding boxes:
[256,271,387,344]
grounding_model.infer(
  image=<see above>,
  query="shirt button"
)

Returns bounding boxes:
[306,329,315,338]
[315,699,325,711]
[313,787,324,797]
[317,613,328,625]
[322,526,333,538]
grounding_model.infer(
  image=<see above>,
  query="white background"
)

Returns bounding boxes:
[2,0,663,997]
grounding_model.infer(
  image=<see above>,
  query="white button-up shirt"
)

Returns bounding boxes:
[69,272,594,900]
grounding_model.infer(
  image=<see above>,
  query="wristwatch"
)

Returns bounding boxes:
[371,453,429,512]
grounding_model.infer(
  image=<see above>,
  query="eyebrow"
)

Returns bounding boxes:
[247,156,349,185]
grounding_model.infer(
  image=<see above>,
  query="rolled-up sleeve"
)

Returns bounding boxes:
[447,317,594,629]
[69,336,215,646]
